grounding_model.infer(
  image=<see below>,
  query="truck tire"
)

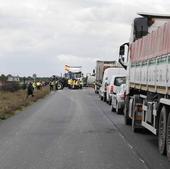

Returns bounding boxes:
[103,92,106,102]
[116,101,121,114]
[111,104,115,112]
[109,99,112,105]
[124,100,131,125]
[132,111,138,132]
[131,95,142,132]
[57,82,63,90]
[158,107,167,155]
[166,112,170,160]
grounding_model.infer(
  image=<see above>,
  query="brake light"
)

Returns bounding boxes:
[110,85,114,94]
[119,93,125,99]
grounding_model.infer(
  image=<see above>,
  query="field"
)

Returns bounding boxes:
[0,87,50,120]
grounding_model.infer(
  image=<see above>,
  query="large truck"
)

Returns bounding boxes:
[64,65,83,89]
[94,60,121,93]
[119,13,170,160]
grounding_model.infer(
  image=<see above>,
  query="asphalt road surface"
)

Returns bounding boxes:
[0,88,169,169]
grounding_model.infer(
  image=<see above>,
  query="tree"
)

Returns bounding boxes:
[0,74,7,81]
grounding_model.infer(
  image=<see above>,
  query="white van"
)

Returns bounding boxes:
[99,67,127,101]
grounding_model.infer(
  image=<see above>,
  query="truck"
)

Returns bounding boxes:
[64,65,83,89]
[94,60,121,93]
[86,73,95,87]
[119,13,170,160]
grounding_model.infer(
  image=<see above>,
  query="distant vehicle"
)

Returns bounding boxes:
[87,74,95,87]
[111,83,126,114]
[95,60,121,93]
[64,65,83,89]
[99,67,126,102]
[119,13,170,160]
[51,76,65,90]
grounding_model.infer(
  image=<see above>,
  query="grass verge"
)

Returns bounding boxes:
[0,87,50,120]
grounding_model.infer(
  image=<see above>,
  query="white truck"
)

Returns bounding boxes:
[99,67,126,102]
[95,60,121,93]
[119,13,170,160]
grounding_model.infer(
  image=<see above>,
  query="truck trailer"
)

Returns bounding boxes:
[119,13,170,160]
[95,60,121,93]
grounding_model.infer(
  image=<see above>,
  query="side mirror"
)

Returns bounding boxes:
[119,45,125,56]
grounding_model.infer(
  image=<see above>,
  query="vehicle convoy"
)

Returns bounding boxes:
[95,60,121,93]
[64,65,83,89]
[119,13,170,160]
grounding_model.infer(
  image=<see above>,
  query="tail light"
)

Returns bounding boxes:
[110,85,114,94]
[119,92,125,99]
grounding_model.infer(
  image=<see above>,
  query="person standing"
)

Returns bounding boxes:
[54,80,58,91]
[26,82,34,98]
[49,81,54,91]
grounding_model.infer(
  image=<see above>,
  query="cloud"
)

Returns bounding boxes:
[0,0,170,76]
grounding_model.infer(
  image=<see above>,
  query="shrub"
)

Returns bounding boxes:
[1,82,21,92]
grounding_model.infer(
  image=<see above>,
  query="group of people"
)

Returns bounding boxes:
[49,80,58,91]
[26,80,59,98]
[26,81,43,98]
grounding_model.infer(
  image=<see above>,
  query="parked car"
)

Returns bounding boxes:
[99,67,126,102]
[111,82,126,114]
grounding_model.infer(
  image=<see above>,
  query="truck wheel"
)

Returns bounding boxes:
[131,95,143,132]
[132,111,138,132]
[166,112,170,160]
[111,104,115,112]
[131,99,138,132]
[124,101,131,125]
[57,82,63,90]
[109,99,112,105]
[116,102,121,114]
[158,107,167,155]
[103,92,106,102]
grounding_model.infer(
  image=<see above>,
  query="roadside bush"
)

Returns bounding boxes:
[0,86,50,120]
[21,84,27,90]
[1,82,21,92]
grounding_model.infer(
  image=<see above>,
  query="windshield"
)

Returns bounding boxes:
[71,72,81,79]
[114,77,126,86]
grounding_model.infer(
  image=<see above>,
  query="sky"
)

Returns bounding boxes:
[0,0,170,77]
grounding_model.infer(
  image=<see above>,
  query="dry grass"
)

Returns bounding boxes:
[0,87,50,120]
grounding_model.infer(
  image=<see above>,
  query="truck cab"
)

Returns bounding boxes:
[64,66,83,89]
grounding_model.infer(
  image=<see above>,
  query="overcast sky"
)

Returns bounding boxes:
[0,0,169,77]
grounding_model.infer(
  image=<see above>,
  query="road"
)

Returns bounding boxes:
[0,88,169,169]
